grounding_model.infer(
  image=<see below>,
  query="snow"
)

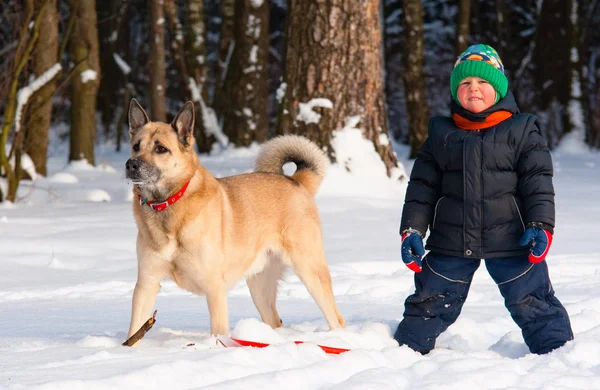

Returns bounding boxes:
[247,15,261,39]
[276,82,287,103]
[188,77,229,148]
[296,98,334,125]
[0,132,599,389]
[16,153,37,181]
[321,117,407,197]
[112,53,131,75]
[14,64,62,134]
[81,69,98,84]
[249,45,258,63]
[379,133,390,146]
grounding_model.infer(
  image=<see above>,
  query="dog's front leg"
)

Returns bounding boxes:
[206,285,229,335]
[127,278,160,339]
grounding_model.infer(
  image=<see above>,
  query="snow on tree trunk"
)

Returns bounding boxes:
[149,0,166,122]
[69,0,100,165]
[402,0,429,158]
[221,0,269,147]
[278,0,401,177]
[23,0,57,177]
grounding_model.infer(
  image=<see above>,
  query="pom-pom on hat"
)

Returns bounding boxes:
[450,44,508,104]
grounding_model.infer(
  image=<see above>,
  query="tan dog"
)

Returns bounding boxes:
[125,99,345,340]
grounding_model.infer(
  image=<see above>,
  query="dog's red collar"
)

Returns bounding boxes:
[138,180,191,212]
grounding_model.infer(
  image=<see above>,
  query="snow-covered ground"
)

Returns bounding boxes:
[1,134,599,389]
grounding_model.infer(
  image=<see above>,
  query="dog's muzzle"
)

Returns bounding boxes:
[126,157,143,180]
[126,157,161,184]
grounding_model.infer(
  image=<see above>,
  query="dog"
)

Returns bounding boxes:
[124,99,345,340]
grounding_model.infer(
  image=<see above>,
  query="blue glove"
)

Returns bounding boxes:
[520,226,553,264]
[401,230,425,272]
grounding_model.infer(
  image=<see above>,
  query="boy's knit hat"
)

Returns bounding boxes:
[450,44,508,104]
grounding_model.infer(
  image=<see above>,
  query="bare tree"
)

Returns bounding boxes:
[565,0,590,146]
[0,0,56,201]
[534,0,588,146]
[455,0,471,56]
[183,0,213,152]
[495,0,510,65]
[149,0,166,122]
[221,0,269,146]
[22,0,58,177]
[402,0,429,158]
[69,0,100,164]
[278,0,400,176]
[212,0,235,119]
[97,0,130,143]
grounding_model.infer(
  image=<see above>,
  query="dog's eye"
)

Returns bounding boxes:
[155,145,169,154]
[133,142,140,152]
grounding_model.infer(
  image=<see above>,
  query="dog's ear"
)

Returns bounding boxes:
[129,98,150,138]
[171,101,195,147]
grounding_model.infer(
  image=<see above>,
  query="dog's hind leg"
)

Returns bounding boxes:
[246,252,286,328]
[287,240,346,330]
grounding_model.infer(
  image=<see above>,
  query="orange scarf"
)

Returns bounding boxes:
[452,110,513,130]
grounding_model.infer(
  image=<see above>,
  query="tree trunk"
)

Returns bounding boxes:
[97,0,130,141]
[470,0,482,42]
[69,0,100,164]
[212,0,235,119]
[164,0,187,79]
[382,0,406,142]
[455,0,471,57]
[566,0,588,144]
[183,0,213,152]
[533,0,576,147]
[278,0,400,176]
[222,0,269,147]
[402,0,429,158]
[495,0,509,67]
[149,0,166,122]
[23,0,57,177]
[593,95,600,148]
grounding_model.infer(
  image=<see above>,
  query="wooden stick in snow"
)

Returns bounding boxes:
[122,310,157,347]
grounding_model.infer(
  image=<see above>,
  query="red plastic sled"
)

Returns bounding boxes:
[230,337,350,355]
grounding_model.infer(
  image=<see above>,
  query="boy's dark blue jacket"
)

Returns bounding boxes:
[400,91,555,259]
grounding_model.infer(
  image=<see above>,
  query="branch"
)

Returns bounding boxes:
[20,58,86,125]
[1,0,50,202]
[58,1,78,61]
[0,40,19,58]
[122,310,157,347]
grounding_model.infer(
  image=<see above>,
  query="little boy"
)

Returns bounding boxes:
[396,44,573,355]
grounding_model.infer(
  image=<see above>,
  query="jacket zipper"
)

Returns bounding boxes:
[511,195,526,231]
[462,132,470,256]
[432,196,445,230]
[480,131,484,257]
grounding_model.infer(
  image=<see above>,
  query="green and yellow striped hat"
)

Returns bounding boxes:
[450,44,508,104]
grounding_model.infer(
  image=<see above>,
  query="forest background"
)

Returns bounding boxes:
[1,0,599,202]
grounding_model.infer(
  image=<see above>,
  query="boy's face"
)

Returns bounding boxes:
[457,76,497,113]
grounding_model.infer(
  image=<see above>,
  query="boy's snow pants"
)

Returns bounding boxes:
[394,252,573,354]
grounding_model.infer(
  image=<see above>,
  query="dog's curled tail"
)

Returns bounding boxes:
[255,135,328,196]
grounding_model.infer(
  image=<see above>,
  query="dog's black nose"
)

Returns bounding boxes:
[126,158,141,173]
